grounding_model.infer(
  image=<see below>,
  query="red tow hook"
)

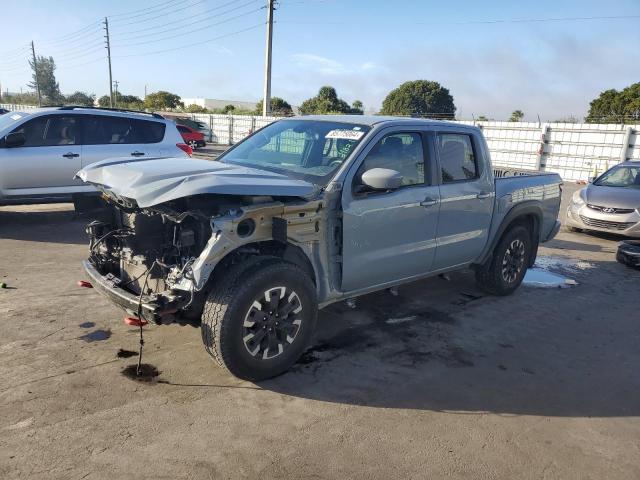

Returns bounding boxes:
[77,280,93,288]
[124,316,148,327]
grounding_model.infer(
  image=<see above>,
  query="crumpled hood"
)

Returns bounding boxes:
[585,184,640,210]
[76,157,316,207]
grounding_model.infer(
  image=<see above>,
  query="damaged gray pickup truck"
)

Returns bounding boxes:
[78,115,562,380]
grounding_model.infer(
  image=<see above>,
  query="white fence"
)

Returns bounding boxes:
[2,103,638,182]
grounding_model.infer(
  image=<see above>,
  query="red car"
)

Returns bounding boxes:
[176,124,206,149]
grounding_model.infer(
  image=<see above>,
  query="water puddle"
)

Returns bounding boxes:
[523,255,588,288]
[80,329,111,342]
[121,364,160,382]
[523,269,577,288]
[79,322,95,329]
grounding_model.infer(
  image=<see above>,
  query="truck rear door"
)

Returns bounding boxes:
[431,130,494,270]
[341,128,440,292]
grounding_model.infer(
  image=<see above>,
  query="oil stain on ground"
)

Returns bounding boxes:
[79,322,95,329]
[117,349,138,358]
[121,364,160,383]
[80,329,111,342]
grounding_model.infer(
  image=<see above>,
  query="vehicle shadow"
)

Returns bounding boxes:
[0,205,87,245]
[261,261,640,418]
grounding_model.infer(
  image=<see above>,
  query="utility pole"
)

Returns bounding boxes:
[113,80,119,107]
[103,17,114,108]
[144,84,147,100]
[31,41,42,107]
[262,0,274,117]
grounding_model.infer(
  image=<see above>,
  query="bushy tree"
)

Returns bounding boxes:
[299,86,356,115]
[255,97,293,116]
[185,104,208,113]
[65,91,95,106]
[2,92,39,105]
[509,110,524,122]
[351,100,364,114]
[143,91,183,111]
[586,83,640,123]
[97,92,143,109]
[28,55,63,105]
[476,115,489,121]
[380,80,455,118]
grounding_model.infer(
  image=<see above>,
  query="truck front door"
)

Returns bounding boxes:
[341,129,440,292]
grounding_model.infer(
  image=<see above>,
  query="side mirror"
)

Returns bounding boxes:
[588,176,596,184]
[361,168,403,191]
[4,132,26,148]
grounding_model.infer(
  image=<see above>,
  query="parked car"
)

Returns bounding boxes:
[78,115,562,380]
[0,106,191,205]
[176,124,206,149]
[166,115,213,142]
[566,161,640,237]
[0,108,9,115]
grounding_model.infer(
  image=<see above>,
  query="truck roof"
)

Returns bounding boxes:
[295,114,477,130]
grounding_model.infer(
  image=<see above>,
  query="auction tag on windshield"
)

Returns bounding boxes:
[10,114,22,121]
[326,129,365,140]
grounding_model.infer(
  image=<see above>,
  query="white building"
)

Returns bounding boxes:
[182,98,257,111]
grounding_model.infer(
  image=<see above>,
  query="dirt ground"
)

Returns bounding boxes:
[1,184,639,480]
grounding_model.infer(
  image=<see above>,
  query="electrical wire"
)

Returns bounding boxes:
[114,22,264,58]
[113,8,262,48]
[109,0,184,20]
[111,0,257,39]
[109,0,206,26]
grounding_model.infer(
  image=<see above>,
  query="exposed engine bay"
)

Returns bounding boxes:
[85,190,329,324]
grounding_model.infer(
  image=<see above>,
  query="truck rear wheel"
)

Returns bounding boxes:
[201,259,317,381]
[475,224,532,296]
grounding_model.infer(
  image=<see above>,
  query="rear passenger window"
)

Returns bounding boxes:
[82,116,165,145]
[359,132,425,187]
[11,116,80,147]
[437,133,477,183]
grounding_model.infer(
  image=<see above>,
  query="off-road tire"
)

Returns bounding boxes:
[475,224,532,296]
[201,258,317,381]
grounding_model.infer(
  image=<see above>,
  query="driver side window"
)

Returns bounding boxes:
[356,132,425,189]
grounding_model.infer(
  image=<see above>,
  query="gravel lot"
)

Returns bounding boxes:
[1,184,639,479]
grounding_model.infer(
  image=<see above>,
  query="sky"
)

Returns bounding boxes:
[0,0,639,120]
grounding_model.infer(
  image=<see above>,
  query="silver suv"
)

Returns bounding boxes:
[0,106,190,205]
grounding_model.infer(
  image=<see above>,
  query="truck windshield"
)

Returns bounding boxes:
[0,111,26,133]
[219,119,370,186]
[594,165,640,188]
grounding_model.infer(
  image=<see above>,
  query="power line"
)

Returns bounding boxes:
[277,14,640,25]
[112,0,257,39]
[112,7,262,48]
[114,22,264,58]
[108,0,184,19]
[109,0,205,26]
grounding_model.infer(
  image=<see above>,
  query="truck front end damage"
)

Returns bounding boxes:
[84,189,326,325]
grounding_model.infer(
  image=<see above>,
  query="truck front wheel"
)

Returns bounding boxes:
[475,224,532,296]
[201,259,317,381]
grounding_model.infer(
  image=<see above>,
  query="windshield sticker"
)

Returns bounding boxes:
[10,114,22,121]
[326,129,365,140]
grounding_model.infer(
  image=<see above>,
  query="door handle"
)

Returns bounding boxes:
[476,191,492,199]
[62,152,79,159]
[130,151,145,157]
[420,197,439,207]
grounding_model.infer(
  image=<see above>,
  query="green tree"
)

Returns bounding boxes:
[96,93,143,109]
[509,110,524,122]
[143,90,183,111]
[222,104,235,114]
[3,92,39,105]
[299,86,354,115]
[185,104,208,113]
[586,83,640,123]
[255,97,293,116]
[28,55,62,105]
[380,80,455,118]
[476,115,489,121]
[351,100,364,114]
[65,91,95,106]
